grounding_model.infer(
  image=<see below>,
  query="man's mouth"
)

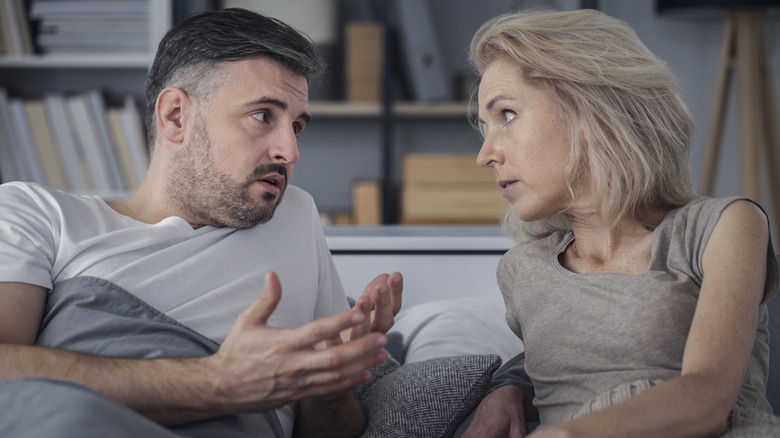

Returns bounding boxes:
[256,172,285,196]
[260,173,284,187]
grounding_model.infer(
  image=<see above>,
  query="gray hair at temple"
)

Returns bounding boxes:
[469,9,697,240]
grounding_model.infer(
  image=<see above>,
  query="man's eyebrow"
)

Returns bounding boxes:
[244,97,312,124]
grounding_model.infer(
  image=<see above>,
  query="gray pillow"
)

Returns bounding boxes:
[355,354,502,438]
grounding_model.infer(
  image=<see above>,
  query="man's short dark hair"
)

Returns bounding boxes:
[144,8,327,145]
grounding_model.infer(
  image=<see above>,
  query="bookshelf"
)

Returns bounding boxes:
[0,0,171,200]
[0,0,484,223]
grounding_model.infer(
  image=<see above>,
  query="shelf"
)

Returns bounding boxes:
[309,100,477,119]
[394,101,477,117]
[325,225,513,253]
[0,54,154,69]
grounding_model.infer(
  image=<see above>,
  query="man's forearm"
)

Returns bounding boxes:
[0,343,223,425]
[292,390,367,438]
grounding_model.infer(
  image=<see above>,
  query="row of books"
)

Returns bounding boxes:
[30,0,149,53]
[0,88,149,195]
[0,0,150,55]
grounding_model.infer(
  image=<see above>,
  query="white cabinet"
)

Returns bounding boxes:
[325,225,514,309]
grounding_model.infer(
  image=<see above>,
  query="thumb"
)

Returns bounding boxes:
[239,271,282,327]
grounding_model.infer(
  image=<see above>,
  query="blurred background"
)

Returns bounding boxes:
[1,0,778,236]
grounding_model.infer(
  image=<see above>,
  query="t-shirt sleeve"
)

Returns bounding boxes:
[686,196,778,304]
[0,182,58,288]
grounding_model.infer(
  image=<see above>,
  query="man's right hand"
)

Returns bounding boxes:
[204,271,389,415]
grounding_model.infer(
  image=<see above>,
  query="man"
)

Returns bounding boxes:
[0,8,402,438]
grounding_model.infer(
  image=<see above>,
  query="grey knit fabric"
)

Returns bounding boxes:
[355,354,501,438]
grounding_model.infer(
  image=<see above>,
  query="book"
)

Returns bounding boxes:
[7,98,46,184]
[394,0,451,101]
[23,99,69,190]
[37,32,146,53]
[106,107,138,189]
[0,89,23,183]
[0,0,21,55]
[11,0,34,54]
[44,93,91,192]
[0,0,35,55]
[30,0,148,54]
[118,95,148,184]
[30,1,148,16]
[65,94,112,192]
[84,90,125,190]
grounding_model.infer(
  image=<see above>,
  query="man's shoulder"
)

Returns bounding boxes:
[0,181,104,217]
[0,181,58,205]
[276,184,317,214]
[283,184,313,203]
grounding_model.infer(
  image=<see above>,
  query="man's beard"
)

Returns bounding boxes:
[166,121,287,229]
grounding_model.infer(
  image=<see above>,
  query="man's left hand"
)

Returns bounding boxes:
[356,272,403,336]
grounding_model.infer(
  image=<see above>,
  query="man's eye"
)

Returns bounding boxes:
[503,110,516,125]
[252,112,268,123]
[293,123,304,137]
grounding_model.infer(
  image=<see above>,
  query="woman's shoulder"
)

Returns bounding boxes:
[670,195,756,218]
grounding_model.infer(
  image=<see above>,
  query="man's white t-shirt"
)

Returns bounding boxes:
[0,181,349,437]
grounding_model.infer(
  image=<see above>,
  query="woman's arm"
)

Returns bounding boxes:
[530,200,770,438]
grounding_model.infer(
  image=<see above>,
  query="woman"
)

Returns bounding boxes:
[462,9,780,438]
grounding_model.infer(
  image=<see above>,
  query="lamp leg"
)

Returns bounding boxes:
[735,10,764,200]
[755,14,780,246]
[700,12,736,196]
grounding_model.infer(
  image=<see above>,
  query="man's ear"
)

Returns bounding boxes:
[156,87,190,144]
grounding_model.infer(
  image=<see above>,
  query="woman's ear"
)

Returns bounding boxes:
[155,87,190,144]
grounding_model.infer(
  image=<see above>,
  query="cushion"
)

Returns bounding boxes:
[354,354,502,438]
[389,296,524,364]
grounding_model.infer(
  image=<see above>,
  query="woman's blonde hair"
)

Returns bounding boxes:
[469,9,697,241]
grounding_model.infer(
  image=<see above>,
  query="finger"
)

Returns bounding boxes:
[292,306,368,349]
[236,271,282,328]
[387,272,403,316]
[370,283,394,333]
[362,273,390,300]
[350,295,372,341]
[286,333,388,383]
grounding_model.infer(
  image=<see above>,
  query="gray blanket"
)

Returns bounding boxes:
[31,275,284,437]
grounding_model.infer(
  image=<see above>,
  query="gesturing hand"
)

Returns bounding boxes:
[356,272,403,335]
[206,271,389,415]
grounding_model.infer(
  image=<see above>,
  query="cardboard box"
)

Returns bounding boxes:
[344,22,384,102]
[400,154,506,224]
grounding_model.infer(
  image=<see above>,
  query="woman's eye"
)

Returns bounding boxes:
[503,110,516,125]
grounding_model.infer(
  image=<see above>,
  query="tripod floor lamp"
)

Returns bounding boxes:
[697,7,780,236]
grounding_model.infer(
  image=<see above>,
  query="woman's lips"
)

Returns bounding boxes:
[498,180,518,197]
